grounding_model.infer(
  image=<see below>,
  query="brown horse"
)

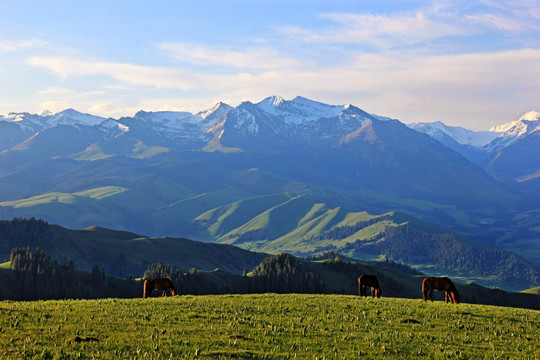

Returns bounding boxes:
[358,274,382,298]
[143,277,177,298]
[422,276,460,304]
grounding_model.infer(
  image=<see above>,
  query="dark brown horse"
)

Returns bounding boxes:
[422,276,460,304]
[358,274,382,298]
[143,277,177,298]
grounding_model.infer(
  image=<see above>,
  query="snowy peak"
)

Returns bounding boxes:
[489,111,540,134]
[53,108,106,127]
[518,111,540,122]
[255,95,345,125]
[258,95,285,110]
[98,118,130,138]
[198,102,233,120]
[408,111,540,153]
[1,109,106,133]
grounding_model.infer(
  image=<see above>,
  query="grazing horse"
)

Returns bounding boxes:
[358,274,382,298]
[143,277,177,298]
[422,276,460,304]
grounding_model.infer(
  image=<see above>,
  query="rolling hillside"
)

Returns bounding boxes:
[0,218,268,277]
[197,195,539,291]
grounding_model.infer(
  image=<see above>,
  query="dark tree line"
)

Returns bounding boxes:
[2,247,139,300]
[366,225,540,287]
[141,253,326,296]
[249,253,326,293]
[0,218,51,256]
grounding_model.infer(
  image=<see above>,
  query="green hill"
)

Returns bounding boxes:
[199,195,539,291]
[1,294,539,359]
[523,286,540,295]
[0,218,268,277]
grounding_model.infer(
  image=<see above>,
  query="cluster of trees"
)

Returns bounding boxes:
[141,253,326,295]
[366,225,540,287]
[0,246,411,301]
[0,218,51,256]
[2,247,139,300]
[2,247,540,310]
[250,253,326,293]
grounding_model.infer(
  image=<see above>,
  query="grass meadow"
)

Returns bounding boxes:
[0,294,538,359]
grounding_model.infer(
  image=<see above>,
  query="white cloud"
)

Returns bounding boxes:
[26,46,540,130]
[88,103,135,116]
[37,87,73,95]
[39,100,71,114]
[0,39,44,52]
[28,56,201,89]
[277,4,473,49]
[159,42,307,70]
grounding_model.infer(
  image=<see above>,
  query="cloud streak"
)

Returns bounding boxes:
[0,39,44,52]
[27,46,540,129]
[11,1,540,128]
[159,42,307,70]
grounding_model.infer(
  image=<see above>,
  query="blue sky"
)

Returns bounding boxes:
[1,0,539,130]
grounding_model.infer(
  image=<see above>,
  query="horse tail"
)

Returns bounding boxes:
[452,285,460,304]
[422,278,429,301]
[143,279,149,298]
[453,290,460,304]
[448,279,460,304]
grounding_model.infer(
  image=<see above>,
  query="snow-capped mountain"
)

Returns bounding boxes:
[204,96,376,149]
[2,98,537,158]
[408,121,498,147]
[485,111,540,152]
[1,109,107,134]
[256,95,345,125]
[409,111,540,153]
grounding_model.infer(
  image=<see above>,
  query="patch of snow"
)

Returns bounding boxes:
[51,108,106,127]
[409,121,499,147]
[99,119,130,136]
[256,96,344,125]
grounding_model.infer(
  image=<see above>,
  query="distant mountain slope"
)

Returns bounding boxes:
[200,195,539,291]
[484,128,540,194]
[409,111,540,194]
[0,218,268,277]
[408,121,498,147]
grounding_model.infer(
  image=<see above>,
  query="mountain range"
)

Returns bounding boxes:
[409,110,540,193]
[0,96,539,290]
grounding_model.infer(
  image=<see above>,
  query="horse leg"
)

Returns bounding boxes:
[371,287,375,298]
[429,289,434,302]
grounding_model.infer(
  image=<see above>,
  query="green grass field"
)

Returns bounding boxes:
[1,294,538,359]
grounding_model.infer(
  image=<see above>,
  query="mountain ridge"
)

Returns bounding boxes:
[1,96,538,291]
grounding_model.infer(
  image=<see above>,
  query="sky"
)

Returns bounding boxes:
[0,0,539,130]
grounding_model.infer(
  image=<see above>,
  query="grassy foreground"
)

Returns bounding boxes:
[1,294,538,359]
